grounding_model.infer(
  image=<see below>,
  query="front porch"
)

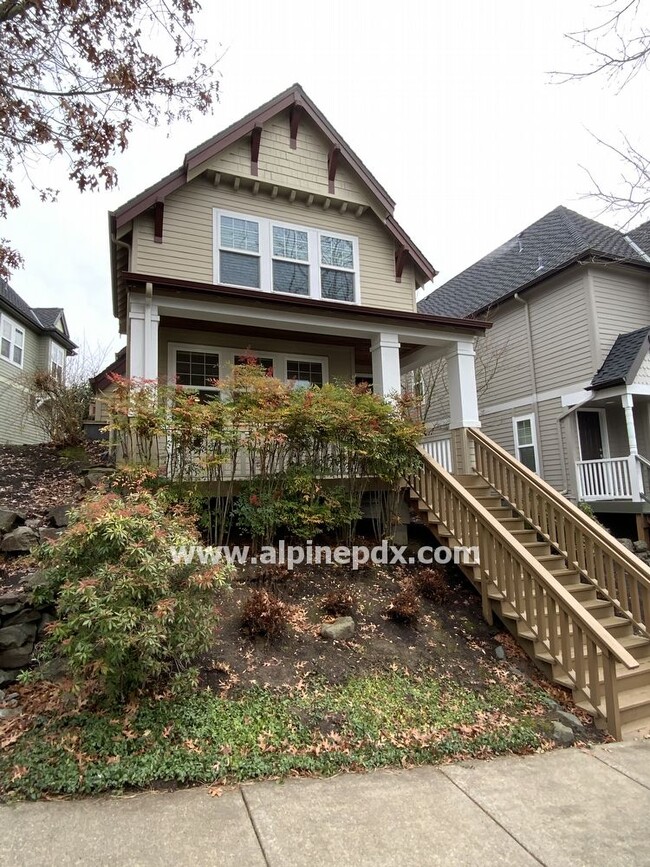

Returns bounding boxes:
[571,390,650,510]
[125,276,487,476]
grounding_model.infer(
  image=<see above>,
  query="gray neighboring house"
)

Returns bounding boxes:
[0,280,76,445]
[418,205,650,540]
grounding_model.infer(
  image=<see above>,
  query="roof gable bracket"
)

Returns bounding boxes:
[250,125,263,176]
[395,246,408,283]
[289,105,302,149]
[154,200,164,244]
[328,146,340,194]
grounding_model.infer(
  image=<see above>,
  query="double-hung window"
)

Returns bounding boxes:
[50,342,65,382]
[0,315,24,368]
[513,414,538,473]
[214,210,359,304]
[218,215,261,288]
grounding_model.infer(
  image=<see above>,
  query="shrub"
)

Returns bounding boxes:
[413,567,453,605]
[321,589,356,617]
[241,589,286,640]
[24,371,91,447]
[34,489,232,702]
[385,583,420,625]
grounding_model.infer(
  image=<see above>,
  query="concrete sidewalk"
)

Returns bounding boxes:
[2,741,650,866]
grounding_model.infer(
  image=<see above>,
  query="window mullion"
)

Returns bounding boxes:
[309,229,320,299]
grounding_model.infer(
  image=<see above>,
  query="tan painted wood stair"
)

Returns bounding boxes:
[406,434,650,740]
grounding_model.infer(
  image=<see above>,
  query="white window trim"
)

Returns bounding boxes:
[168,342,329,395]
[512,413,539,472]
[0,313,25,369]
[576,408,610,460]
[213,208,360,305]
[50,340,66,381]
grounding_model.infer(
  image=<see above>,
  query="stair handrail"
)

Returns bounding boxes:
[409,447,638,739]
[469,427,650,634]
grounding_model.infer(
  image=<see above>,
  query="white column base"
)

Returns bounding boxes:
[447,340,481,429]
[371,332,401,401]
[127,294,159,381]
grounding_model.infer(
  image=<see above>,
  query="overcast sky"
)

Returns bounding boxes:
[5,0,647,364]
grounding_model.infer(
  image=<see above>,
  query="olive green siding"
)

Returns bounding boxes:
[0,326,45,445]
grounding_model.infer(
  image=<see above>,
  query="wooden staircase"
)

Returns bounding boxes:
[407,430,650,740]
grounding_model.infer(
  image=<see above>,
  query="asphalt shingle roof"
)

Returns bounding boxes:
[590,326,650,390]
[0,280,75,349]
[32,307,62,329]
[418,206,650,319]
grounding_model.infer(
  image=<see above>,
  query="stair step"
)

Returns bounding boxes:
[582,599,615,620]
[498,518,526,530]
[562,582,597,599]
[549,569,582,584]
[537,555,567,569]
[521,541,552,556]
[617,685,650,725]
[510,530,539,544]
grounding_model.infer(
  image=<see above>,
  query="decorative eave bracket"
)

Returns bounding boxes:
[328,146,341,194]
[289,104,303,149]
[154,200,164,244]
[395,246,408,283]
[250,125,263,176]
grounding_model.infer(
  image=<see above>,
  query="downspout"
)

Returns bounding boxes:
[513,292,543,475]
[112,235,132,270]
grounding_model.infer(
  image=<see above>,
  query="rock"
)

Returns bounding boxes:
[494,644,506,660]
[0,593,25,616]
[48,505,71,528]
[40,657,68,682]
[551,721,575,746]
[0,526,40,553]
[0,645,34,669]
[0,623,37,651]
[25,518,41,529]
[618,538,634,552]
[0,707,21,720]
[82,467,114,489]
[556,709,585,732]
[633,540,649,554]
[39,527,63,544]
[320,616,355,641]
[24,570,48,591]
[37,613,56,640]
[4,608,41,628]
[0,509,25,533]
[0,669,19,686]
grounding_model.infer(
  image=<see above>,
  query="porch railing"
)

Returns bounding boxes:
[420,434,453,472]
[576,456,633,501]
[407,445,638,739]
[470,428,650,640]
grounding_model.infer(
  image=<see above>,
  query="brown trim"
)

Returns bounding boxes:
[122,272,490,332]
[395,247,407,283]
[250,125,262,176]
[90,348,126,391]
[289,104,302,149]
[114,167,185,229]
[327,146,340,195]
[153,201,164,244]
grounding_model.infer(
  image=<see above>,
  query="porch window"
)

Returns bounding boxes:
[175,350,220,401]
[218,215,260,288]
[234,354,275,376]
[50,341,65,382]
[513,414,538,472]
[0,315,24,368]
[286,359,323,388]
[214,210,359,303]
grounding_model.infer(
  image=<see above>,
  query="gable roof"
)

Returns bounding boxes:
[0,280,76,351]
[590,326,650,390]
[418,206,650,319]
[110,84,437,318]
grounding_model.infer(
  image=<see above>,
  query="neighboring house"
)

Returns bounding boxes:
[419,205,650,539]
[0,280,76,445]
[108,83,487,471]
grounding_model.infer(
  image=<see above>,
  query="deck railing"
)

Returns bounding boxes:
[420,434,453,472]
[576,456,633,501]
[470,428,650,640]
[407,445,638,739]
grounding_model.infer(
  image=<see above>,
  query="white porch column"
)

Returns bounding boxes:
[371,332,401,400]
[446,341,481,429]
[622,392,644,501]
[622,392,638,454]
[127,290,160,381]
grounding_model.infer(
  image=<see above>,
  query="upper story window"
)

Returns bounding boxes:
[0,314,24,368]
[50,341,65,382]
[214,210,359,304]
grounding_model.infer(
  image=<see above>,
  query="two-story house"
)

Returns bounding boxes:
[419,205,650,540]
[108,84,487,471]
[0,280,76,444]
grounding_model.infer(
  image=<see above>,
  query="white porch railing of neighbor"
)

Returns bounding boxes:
[420,434,453,472]
[576,456,633,501]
